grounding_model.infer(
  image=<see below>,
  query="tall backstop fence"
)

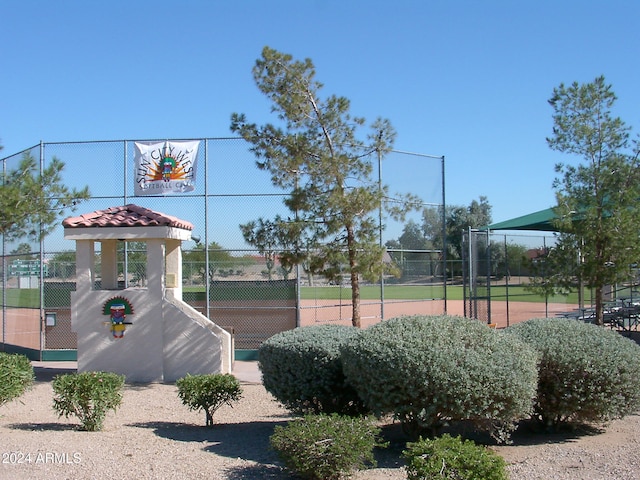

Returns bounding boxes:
[1,138,447,360]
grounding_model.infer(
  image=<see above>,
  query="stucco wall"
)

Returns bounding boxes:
[71,289,165,382]
[162,299,226,382]
[71,288,228,382]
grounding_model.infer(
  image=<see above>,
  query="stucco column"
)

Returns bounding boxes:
[165,239,182,300]
[101,239,118,289]
[75,240,95,295]
[146,239,165,298]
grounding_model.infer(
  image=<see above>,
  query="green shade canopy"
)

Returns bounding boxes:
[484,207,558,232]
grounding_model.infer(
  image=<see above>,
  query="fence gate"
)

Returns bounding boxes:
[462,228,491,324]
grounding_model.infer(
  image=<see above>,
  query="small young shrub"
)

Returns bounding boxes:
[403,434,508,480]
[52,371,124,431]
[0,352,34,406]
[341,315,539,441]
[270,413,386,480]
[258,324,367,415]
[505,318,640,429]
[176,373,242,427]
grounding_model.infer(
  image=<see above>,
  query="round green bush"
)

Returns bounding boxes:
[270,413,385,480]
[0,352,34,406]
[176,373,243,427]
[341,315,539,440]
[403,434,508,480]
[258,324,367,415]
[505,318,640,429]
[52,371,124,431]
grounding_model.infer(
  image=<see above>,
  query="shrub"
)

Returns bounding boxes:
[176,373,243,427]
[258,324,367,415]
[403,434,508,480]
[0,352,34,406]
[52,371,124,431]
[341,315,539,441]
[270,413,386,480]
[505,318,640,429]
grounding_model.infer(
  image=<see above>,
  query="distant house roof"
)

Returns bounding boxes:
[63,204,194,241]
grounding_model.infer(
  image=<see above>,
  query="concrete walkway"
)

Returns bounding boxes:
[231,361,262,384]
[31,360,262,384]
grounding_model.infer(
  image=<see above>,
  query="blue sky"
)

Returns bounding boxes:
[1,0,639,228]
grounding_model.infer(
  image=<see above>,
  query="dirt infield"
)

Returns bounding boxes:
[2,300,581,353]
[0,308,41,350]
[299,299,579,329]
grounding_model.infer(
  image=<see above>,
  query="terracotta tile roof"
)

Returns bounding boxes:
[62,204,194,231]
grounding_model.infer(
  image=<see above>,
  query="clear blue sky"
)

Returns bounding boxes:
[1,0,639,227]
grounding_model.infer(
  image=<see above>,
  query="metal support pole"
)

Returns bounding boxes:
[468,226,474,318]
[504,234,510,327]
[1,156,6,350]
[377,148,385,321]
[441,156,447,313]
[39,141,45,357]
[485,229,491,324]
[123,141,129,204]
[544,236,549,318]
[294,170,301,327]
[123,141,129,288]
[204,140,211,319]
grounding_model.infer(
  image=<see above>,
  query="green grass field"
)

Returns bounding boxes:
[0,288,41,308]
[3,283,583,308]
[300,284,580,303]
[301,284,446,300]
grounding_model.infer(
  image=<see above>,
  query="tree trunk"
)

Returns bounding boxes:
[346,225,361,328]
[594,285,604,326]
[351,270,361,328]
[593,237,605,327]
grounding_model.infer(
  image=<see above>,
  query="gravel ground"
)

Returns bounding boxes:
[1,365,639,480]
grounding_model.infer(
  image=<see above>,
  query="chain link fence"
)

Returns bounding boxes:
[1,139,446,359]
[461,230,604,328]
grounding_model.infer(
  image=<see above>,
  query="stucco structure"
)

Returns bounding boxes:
[63,204,232,382]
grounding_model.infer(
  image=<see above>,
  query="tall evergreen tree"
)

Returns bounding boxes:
[0,150,89,240]
[231,47,420,327]
[547,76,640,325]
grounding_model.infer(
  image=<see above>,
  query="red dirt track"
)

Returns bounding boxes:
[299,299,579,329]
[2,301,581,353]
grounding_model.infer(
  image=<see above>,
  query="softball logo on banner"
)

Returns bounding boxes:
[133,140,200,195]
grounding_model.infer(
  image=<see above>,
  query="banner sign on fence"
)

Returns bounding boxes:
[134,140,200,195]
